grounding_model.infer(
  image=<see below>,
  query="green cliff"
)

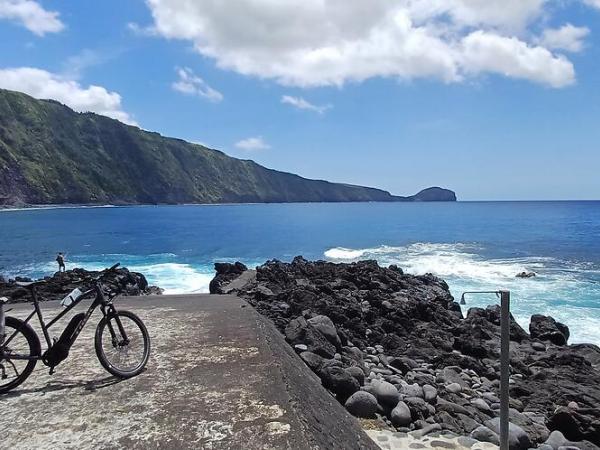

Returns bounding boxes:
[0,89,456,205]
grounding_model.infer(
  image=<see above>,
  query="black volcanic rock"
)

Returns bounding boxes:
[0,267,162,302]
[530,314,570,346]
[0,88,456,206]
[213,257,600,446]
[209,262,248,294]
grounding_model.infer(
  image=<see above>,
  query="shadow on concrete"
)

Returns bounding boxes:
[2,375,122,398]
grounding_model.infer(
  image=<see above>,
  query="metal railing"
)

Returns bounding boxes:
[461,290,510,450]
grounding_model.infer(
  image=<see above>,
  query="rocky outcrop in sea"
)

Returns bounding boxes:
[0,267,163,302]
[211,257,600,449]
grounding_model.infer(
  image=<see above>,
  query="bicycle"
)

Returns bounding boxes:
[0,263,151,394]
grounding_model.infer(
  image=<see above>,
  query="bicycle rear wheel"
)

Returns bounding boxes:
[95,310,150,378]
[0,316,41,394]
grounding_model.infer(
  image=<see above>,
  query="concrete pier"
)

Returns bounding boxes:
[1,294,377,449]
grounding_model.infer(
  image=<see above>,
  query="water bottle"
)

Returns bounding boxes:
[60,288,82,308]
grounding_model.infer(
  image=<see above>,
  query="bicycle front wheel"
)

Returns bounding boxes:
[95,310,150,378]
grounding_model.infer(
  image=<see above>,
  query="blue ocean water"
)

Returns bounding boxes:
[1,202,600,344]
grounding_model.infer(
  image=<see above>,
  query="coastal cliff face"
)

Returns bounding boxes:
[211,258,600,449]
[0,89,455,206]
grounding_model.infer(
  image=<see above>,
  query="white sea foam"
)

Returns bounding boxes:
[325,243,537,284]
[7,259,213,295]
[324,242,600,345]
[128,263,213,294]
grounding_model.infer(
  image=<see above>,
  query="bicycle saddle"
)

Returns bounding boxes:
[15,280,46,288]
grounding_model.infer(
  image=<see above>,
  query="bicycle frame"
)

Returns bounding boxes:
[2,283,125,362]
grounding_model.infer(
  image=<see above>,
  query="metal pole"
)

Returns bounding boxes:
[499,290,510,450]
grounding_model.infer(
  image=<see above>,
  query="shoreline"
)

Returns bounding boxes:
[4,247,600,346]
[4,199,600,212]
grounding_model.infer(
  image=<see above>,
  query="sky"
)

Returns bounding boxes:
[1,1,600,201]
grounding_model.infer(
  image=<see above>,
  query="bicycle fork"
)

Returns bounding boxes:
[103,306,129,347]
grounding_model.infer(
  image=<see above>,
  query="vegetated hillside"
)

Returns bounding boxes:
[0,89,456,206]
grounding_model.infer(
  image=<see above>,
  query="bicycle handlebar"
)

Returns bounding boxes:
[92,263,121,283]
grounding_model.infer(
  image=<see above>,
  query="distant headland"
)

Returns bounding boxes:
[0,89,456,206]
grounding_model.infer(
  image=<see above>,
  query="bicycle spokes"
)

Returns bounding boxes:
[1,341,28,383]
[98,312,148,375]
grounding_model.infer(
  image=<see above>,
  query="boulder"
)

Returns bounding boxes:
[345,391,378,418]
[547,406,600,445]
[471,398,492,414]
[471,426,500,445]
[400,383,424,399]
[320,366,360,401]
[529,315,570,346]
[445,382,462,394]
[423,385,438,403]
[308,315,342,349]
[404,396,430,420]
[370,380,400,408]
[390,401,412,427]
[346,366,365,385]
[544,430,569,450]
[484,417,532,450]
[299,351,326,373]
[284,316,336,358]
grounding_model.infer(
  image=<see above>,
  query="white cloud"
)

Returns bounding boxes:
[538,24,590,53]
[281,95,331,114]
[0,0,64,36]
[583,0,600,10]
[461,31,575,87]
[127,21,157,37]
[406,0,546,33]
[234,136,270,151]
[172,67,223,102]
[142,0,577,88]
[0,67,136,125]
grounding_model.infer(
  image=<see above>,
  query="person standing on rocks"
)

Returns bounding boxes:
[56,252,66,273]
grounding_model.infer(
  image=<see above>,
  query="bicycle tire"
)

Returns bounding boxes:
[0,316,41,394]
[95,310,150,378]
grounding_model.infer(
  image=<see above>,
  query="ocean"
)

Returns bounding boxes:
[1,201,599,345]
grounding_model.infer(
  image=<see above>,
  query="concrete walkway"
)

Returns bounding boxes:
[1,295,376,450]
[367,430,499,450]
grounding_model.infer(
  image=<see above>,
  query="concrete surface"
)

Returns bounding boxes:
[367,430,499,450]
[219,270,257,294]
[1,294,377,450]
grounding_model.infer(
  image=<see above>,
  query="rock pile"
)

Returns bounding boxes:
[0,267,163,302]
[211,257,600,449]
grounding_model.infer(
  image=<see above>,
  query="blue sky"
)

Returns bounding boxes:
[1,1,600,200]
